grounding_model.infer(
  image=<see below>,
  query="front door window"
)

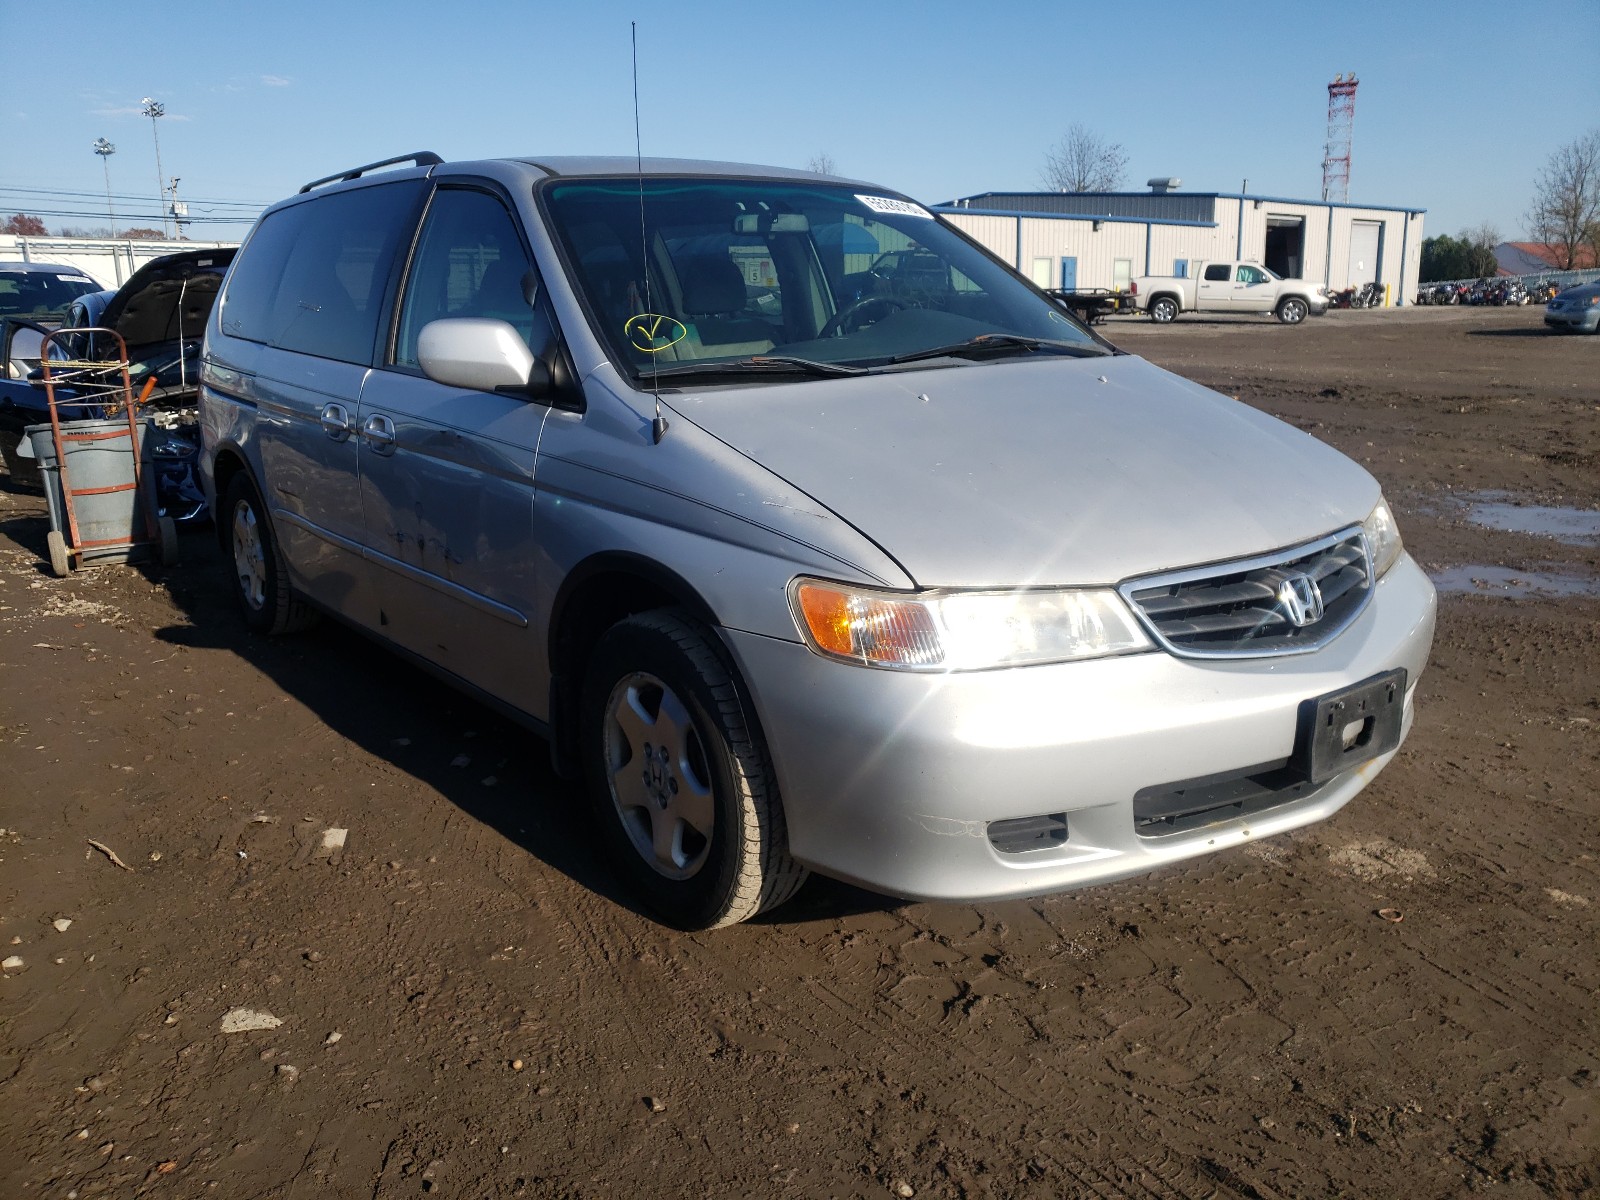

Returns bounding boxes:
[395,188,536,368]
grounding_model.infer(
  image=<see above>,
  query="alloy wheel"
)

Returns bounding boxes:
[602,671,715,880]
[231,500,267,611]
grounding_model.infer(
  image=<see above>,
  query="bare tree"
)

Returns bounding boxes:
[1464,223,1501,278]
[806,152,837,176]
[1527,129,1600,269]
[1041,125,1129,193]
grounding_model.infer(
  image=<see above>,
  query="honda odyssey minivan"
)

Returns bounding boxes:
[200,153,1436,928]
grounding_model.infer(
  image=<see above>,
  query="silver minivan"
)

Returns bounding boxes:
[200,153,1436,928]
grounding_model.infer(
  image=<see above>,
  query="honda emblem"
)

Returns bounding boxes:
[1277,573,1325,628]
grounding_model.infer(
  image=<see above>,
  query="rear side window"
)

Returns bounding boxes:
[1203,264,1230,282]
[220,181,423,363]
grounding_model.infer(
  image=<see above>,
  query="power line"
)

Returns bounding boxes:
[0,184,267,211]
[2,209,252,226]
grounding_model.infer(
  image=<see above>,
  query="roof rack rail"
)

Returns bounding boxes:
[299,152,444,194]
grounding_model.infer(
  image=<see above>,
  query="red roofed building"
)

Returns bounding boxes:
[1495,241,1599,275]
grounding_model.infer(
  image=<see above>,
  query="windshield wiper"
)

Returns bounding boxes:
[887,333,1109,366]
[644,355,867,381]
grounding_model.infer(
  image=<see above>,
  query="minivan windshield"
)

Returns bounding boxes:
[542,177,1107,383]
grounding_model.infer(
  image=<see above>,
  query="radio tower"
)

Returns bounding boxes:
[1322,73,1358,203]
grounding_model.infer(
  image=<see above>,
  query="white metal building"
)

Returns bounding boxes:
[939,188,1425,305]
[1,235,234,290]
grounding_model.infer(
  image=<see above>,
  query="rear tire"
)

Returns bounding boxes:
[580,609,807,929]
[223,472,316,635]
[1277,297,1309,324]
[1149,296,1180,323]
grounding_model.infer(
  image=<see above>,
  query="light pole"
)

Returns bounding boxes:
[141,97,167,237]
[92,138,117,236]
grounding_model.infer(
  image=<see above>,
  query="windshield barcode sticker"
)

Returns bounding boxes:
[856,195,933,220]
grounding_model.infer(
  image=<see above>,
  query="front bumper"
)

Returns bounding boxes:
[726,553,1436,902]
[1544,306,1599,332]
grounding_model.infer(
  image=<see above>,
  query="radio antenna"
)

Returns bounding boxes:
[633,20,668,444]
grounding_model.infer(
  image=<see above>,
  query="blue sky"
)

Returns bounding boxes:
[3,0,1594,244]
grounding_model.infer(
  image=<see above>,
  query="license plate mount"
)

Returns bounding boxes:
[1294,669,1407,786]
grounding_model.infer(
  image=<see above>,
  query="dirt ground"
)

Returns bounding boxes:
[2,304,1596,1200]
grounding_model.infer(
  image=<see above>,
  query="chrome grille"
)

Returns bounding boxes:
[1121,527,1372,657]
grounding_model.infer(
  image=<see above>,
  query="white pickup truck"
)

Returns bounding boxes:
[1130,260,1328,325]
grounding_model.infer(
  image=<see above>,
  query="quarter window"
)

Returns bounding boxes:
[219,181,423,363]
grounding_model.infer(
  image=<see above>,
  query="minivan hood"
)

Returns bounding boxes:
[666,354,1379,587]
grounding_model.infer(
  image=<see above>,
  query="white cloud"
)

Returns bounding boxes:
[261,75,292,88]
[91,103,191,121]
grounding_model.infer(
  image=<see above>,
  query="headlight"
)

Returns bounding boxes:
[149,437,194,459]
[789,579,1152,671]
[1363,496,1403,578]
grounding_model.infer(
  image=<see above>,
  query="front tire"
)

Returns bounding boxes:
[1149,296,1180,323]
[1277,297,1309,324]
[223,472,316,635]
[580,609,807,929]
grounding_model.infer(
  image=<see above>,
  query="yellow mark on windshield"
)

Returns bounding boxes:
[624,313,687,353]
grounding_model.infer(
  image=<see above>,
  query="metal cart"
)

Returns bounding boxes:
[30,327,176,576]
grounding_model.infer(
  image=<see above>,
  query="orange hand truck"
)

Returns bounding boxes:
[33,327,176,576]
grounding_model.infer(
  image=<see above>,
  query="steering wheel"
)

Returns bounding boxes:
[819,294,910,338]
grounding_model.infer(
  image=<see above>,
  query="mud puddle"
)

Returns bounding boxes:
[1430,563,1600,599]
[1460,493,1600,544]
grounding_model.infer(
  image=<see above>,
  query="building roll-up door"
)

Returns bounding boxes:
[1347,220,1381,287]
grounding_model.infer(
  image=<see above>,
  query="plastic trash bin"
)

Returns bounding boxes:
[19,418,176,572]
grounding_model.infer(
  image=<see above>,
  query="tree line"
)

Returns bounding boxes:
[3,213,167,239]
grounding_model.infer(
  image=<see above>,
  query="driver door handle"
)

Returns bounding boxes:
[361,413,397,455]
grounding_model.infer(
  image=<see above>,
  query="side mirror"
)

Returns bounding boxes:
[417,318,549,396]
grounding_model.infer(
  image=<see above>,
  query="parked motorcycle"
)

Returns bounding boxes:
[1337,281,1385,308]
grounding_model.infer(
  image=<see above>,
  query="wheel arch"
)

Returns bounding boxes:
[208,444,256,550]
[1276,294,1310,323]
[546,551,725,777]
[1149,292,1182,318]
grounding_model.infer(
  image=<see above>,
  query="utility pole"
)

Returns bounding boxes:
[93,138,117,236]
[141,97,168,237]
